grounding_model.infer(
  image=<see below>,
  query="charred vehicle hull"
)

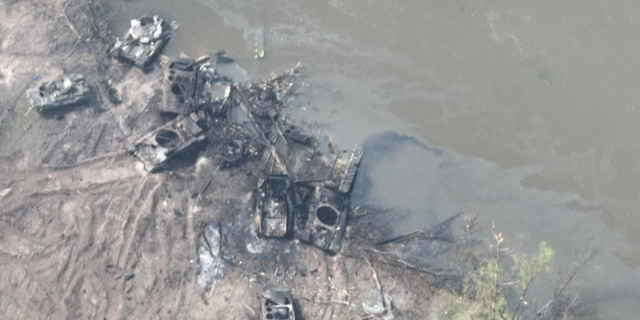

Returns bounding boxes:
[299,147,363,254]
[195,57,232,116]
[299,187,349,254]
[255,174,295,238]
[130,114,206,172]
[260,287,295,320]
[161,57,198,117]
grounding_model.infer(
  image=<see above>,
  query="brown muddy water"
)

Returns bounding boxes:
[114,0,640,318]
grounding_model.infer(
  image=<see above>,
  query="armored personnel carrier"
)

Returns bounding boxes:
[26,74,91,114]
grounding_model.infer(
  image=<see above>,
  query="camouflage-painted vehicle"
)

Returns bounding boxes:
[110,15,172,69]
[26,74,91,114]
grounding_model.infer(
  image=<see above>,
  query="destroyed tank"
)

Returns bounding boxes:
[299,147,363,254]
[161,57,198,117]
[26,74,91,114]
[129,114,207,172]
[110,15,172,69]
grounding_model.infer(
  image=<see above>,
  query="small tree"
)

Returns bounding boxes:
[510,241,555,320]
[445,226,556,320]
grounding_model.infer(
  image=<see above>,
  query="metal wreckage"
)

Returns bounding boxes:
[126,54,364,252]
[260,287,296,320]
[27,16,364,318]
[127,50,363,320]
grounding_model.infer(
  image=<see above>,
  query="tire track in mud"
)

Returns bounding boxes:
[122,177,196,320]
[0,150,158,319]
[116,177,164,268]
[0,264,65,319]
[0,2,199,319]
[99,176,163,319]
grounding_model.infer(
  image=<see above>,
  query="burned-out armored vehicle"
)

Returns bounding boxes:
[110,15,172,69]
[130,114,206,172]
[26,74,91,114]
[299,147,363,254]
[161,57,198,117]
[215,139,247,167]
[195,53,233,116]
[281,121,314,145]
[260,287,295,320]
[255,174,295,238]
[299,186,349,254]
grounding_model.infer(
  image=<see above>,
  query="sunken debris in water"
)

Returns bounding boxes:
[26,74,92,114]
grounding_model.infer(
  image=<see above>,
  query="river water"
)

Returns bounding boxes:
[114,0,640,318]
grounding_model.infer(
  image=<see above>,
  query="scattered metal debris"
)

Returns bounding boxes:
[105,264,135,281]
[109,15,173,69]
[197,223,226,293]
[260,287,295,320]
[215,138,247,167]
[281,120,314,145]
[26,74,91,114]
[339,147,363,195]
[195,56,232,116]
[361,281,395,320]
